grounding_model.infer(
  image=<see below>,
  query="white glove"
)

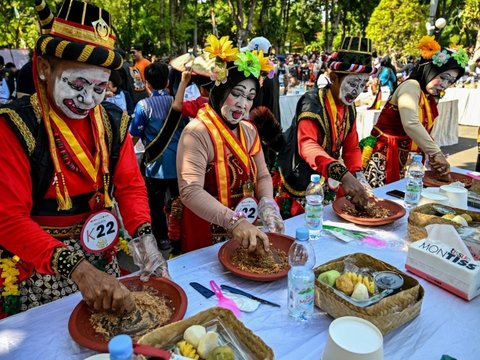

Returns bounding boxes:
[128,234,170,281]
[258,197,285,234]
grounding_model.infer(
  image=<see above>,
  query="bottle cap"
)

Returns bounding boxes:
[108,334,133,359]
[296,227,309,241]
[413,154,423,163]
[311,174,321,183]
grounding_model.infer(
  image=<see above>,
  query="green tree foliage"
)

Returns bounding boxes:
[0,0,38,49]
[366,0,427,56]
[462,0,480,63]
[2,0,477,59]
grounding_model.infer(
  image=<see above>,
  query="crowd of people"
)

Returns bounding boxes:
[0,0,475,319]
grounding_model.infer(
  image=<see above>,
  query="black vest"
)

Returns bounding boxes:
[0,96,131,216]
[277,88,356,195]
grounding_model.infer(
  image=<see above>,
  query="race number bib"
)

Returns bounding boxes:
[80,210,119,253]
[234,197,258,224]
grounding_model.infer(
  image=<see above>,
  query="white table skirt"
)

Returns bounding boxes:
[356,99,459,147]
[1,173,479,360]
[280,94,459,147]
[279,94,302,130]
[432,98,459,147]
[443,87,480,126]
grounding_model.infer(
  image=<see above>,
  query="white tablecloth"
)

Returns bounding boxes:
[443,87,480,126]
[1,176,479,360]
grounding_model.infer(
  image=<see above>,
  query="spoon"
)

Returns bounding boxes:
[210,280,241,317]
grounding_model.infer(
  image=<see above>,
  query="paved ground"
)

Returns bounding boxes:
[441,125,478,170]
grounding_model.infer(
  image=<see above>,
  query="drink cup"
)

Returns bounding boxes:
[322,316,383,360]
[439,185,468,209]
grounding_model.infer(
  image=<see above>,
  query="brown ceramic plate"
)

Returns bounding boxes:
[218,233,293,281]
[68,276,187,352]
[423,171,472,188]
[332,197,406,226]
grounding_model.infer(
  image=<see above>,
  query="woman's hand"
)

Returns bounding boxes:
[341,172,370,208]
[429,152,450,176]
[71,260,135,314]
[231,220,269,255]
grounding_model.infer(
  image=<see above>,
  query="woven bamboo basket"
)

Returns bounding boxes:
[138,307,274,360]
[408,204,480,241]
[314,253,424,335]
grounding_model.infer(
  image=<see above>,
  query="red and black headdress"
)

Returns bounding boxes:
[34,0,122,70]
[327,37,377,75]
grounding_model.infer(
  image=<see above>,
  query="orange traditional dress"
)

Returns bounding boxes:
[179,105,262,253]
[364,90,438,187]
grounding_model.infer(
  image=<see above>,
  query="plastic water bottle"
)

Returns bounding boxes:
[305,174,324,240]
[288,227,316,321]
[404,154,424,209]
[109,334,138,360]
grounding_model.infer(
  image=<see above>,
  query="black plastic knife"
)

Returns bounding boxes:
[220,285,281,307]
[189,282,215,299]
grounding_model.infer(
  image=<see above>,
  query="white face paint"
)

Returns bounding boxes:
[339,73,369,106]
[220,79,256,126]
[426,69,459,96]
[49,62,110,119]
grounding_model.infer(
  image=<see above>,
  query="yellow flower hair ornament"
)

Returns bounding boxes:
[204,34,238,62]
[204,34,273,84]
[254,50,275,79]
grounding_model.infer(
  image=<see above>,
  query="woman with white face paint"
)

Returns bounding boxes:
[364,37,466,187]
[278,37,377,211]
[177,42,284,254]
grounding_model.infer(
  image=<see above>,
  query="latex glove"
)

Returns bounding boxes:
[258,197,285,234]
[341,172,370,209]
[355,171,374,198]
[128,234,170,281]
[231,219,269,255]
[71,260,135,314]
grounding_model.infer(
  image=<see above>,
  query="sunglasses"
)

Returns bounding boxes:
[130,51,136,55]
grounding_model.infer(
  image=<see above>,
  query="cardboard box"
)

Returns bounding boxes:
[406,237,480,301]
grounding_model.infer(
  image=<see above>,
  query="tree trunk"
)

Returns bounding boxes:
[329,5,341,48]
[281,0,292,54]
[324,0,329,52]
[193,1,198,56]
[245,0,258,41]
[473,29,480,68]
[169,0,176,52]
[177,0,186,53]
[258,0,269,33]
[160,0,166,44]
[210,0,218,36]
[128,0,133,49]
[228,0,258,48]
